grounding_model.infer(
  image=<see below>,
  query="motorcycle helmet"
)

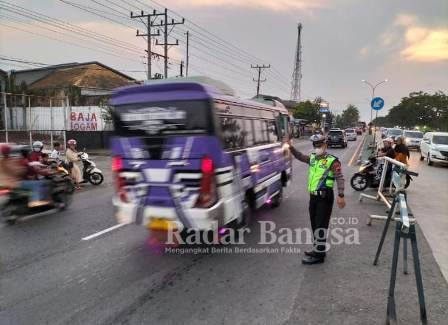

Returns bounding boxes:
[0,143,11,158]
[309,134,327,147]
[67,139,77,146]
[32,141,44,152]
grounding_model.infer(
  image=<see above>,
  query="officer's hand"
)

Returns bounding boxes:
[337,196,346,209]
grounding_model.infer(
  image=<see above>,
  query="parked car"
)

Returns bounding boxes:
[345,128,357,141]
[420,132,448,165]
[403,130,424,150]
[386,128,403,142]
[327,129,347,148]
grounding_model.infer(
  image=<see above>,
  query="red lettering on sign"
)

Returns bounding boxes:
[70,112,76,121]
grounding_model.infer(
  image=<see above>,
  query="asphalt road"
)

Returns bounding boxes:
[1,136,448,325]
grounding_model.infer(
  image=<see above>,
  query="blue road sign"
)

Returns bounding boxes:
[371,97,385,111]
[319,107,330,113]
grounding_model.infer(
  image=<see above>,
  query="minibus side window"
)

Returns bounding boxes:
[219,116,246,150]
[244,119,255,147]
[279,115,289,139]
[267,120,279,143]
[254,120,268,145]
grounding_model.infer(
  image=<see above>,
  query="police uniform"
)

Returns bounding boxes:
[308,153,337,259]
[290,137,345,264]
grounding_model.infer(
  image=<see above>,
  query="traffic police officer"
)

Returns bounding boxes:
[289,134,346,264]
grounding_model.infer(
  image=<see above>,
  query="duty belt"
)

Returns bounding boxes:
[310,189,333,196]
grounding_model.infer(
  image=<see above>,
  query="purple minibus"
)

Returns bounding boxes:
[110,80,292,235]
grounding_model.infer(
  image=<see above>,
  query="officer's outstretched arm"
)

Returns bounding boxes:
[289,145,310,164]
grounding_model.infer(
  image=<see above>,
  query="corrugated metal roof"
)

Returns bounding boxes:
[28,62,135,90]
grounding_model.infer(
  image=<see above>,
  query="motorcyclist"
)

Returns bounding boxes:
[20,145,54,206]
[0,143,26,188]
[50,142,61,160]
[66,139,82,188]
[378,138,395,159]
[30,141,44,162]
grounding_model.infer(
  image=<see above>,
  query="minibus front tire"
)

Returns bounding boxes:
[271,187,283,208]
[235,199,251,229]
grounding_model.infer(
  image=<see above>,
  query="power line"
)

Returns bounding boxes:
[86,0,286,89]
[124,1,291,90]
[0,20,147,68]
[0,1,143,53]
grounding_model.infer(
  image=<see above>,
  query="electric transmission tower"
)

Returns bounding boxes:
[291,23,303,101]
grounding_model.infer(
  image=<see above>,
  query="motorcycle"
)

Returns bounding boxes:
[0,162,75,225]
[79,151,104,185]
[350,156,411,191]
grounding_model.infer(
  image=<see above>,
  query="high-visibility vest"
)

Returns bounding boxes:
[308,153,337,192]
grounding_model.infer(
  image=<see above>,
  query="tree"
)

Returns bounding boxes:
[339,104,360,128]
[293,100,321,124]
[334,114,344,128]
[383,91,448,131]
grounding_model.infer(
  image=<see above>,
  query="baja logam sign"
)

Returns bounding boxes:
[70,111,98,131]
[69,107,106,131]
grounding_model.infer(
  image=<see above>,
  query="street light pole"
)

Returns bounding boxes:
[362,79,388,130]
[362,79,388,147]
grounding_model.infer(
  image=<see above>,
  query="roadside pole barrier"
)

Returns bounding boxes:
[370,166,427,324]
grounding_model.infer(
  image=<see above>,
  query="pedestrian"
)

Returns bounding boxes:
[394,136,410,165]
[66,139,82,189]
[289,134,346,264]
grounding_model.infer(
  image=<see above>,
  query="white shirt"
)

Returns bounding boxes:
[50,149,60,160]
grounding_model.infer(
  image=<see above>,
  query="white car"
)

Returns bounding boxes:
[420,132,448,165]
[345,128,357,141]
[403,130,423,150]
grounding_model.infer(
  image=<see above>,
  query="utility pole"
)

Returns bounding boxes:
[185,31,190,77]
[179,61,184,77]
[131,10,164,80]
[251,64,270,97]
[153,8,185,78]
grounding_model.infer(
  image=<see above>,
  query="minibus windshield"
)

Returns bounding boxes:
[113,100,213,136]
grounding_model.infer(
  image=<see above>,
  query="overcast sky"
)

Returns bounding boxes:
[0,0,447,120]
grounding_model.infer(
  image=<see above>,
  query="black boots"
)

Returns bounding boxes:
[302,255,325,265]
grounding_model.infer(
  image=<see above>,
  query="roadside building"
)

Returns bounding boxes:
[11,61,137,106]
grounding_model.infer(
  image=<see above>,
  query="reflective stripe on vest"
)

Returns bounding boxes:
[308,153,336,192]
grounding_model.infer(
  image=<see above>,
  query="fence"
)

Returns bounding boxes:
[1,92,112,150]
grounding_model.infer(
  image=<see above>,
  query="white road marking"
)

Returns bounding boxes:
[81,223,128,241]
[348,137,365,166]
